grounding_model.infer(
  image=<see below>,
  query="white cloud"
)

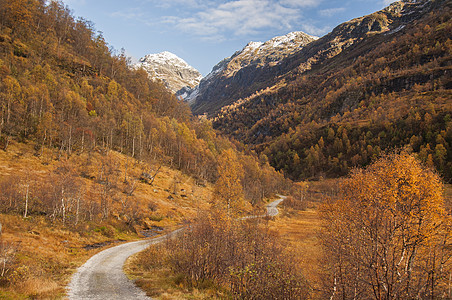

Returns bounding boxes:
[300,23,330,37]
[144,0,205,9]
[382,0,394,6]
[112,0,328,41]
[319,7,345,17]
[60,0,86,6]
[163,0,305,40]
[110,10,144,20]
[279,0,321,7]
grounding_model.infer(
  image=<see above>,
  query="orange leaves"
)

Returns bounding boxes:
[212,149,244,215]
[320,152,451,299]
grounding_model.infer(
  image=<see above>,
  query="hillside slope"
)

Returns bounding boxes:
[0,0,288,297]
[202,0,452,180]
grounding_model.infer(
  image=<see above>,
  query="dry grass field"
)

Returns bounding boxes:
[268,179,339,298]
[0,141,214,299]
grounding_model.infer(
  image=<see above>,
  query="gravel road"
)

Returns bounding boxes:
[66,196,284,299]
[266,195,286,217]
[66,229,182,299]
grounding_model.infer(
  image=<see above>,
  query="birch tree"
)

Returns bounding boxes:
[321,152,451,299]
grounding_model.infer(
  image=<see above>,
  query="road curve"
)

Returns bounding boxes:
[66,196,285,299]
[266,194,286,217]
[66,229,182,299]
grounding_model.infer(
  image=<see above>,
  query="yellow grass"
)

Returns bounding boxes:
[269,208,323,297]
[0,141,214,298]
[18,278,61,298]
[267,179,340,298]
[125,254,225,299]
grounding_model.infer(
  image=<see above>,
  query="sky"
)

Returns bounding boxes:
[61,0,395,76]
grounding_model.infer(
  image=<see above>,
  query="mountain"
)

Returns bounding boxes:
[187,31,316,109]
[196,0,452,180]
[135,51,203,97]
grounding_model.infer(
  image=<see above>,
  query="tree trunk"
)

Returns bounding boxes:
[75,194,80,225]
[23,184,29,218]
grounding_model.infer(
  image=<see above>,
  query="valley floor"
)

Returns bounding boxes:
[0,143,450,299]
[0,141,213,299]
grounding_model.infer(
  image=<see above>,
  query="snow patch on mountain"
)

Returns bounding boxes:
[185,31,316,104]
[135,51,203,95]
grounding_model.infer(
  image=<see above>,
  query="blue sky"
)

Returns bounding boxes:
[62,0,394,75]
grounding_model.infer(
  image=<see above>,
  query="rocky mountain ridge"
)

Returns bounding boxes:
[208,0,451,180]
[190,0,439,117]
[135,51,203,96]
[185,31,316,106]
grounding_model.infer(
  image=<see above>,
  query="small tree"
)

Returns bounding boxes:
[321,152,451,299]
[212,149,244,215]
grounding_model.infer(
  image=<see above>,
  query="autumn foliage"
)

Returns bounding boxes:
[0,0,287,211]
[138,211,309,299]
[321,152,451,299]
[0,1,291,296]
[212,149,245,214]
[213,1,452,181]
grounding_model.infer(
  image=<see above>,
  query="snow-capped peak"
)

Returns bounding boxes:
[264,31,318,48]
[185,30,316,105]
[244,41,264,50]
[139,51,198,73]
[135,51,203,95]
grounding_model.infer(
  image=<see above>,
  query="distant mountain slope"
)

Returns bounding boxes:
[203,0,452,180]
[135,51,202,96]
[187,31,316,110]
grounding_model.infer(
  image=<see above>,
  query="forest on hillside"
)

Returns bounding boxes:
[213,1,452,181]
[0,0,290,296]
[0,0,287,217]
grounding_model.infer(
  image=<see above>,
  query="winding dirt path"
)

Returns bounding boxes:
[266,194,286,217]
[66,229,182,299]
[66,196,284,299]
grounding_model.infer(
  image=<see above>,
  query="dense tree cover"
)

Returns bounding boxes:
[0,0,287,213]
[321,152,451,299]
[0,0,197,171]
[213,2,452,181]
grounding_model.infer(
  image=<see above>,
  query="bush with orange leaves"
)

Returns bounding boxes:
[145,209,309,299]
[320,152,451,299]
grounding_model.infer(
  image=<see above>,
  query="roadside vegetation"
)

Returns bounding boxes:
[128,207,309,299]
[128,146,308,299]
[130,152,451,299]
